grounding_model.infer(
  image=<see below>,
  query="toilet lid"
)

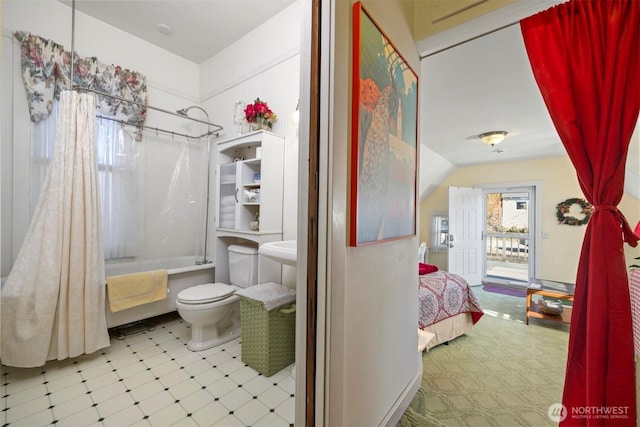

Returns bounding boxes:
[177,283,235,304]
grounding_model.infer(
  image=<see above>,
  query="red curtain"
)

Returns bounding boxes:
[520,1,639,426]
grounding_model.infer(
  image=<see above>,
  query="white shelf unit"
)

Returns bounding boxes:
[215,131,285,285]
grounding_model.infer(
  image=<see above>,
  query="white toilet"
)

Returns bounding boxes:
[176,244,259,351]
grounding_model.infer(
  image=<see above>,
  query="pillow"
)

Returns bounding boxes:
[419,263,438,275]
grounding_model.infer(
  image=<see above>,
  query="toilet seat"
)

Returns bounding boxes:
[177,283,235,304]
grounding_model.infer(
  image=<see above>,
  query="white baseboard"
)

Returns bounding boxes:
[381,359,424,426]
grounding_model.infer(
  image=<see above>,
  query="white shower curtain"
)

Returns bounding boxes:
[1,91,110,367]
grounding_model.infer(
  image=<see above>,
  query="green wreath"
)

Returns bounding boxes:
[556,198,593,226]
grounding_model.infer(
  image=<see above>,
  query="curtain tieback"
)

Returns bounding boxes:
[594,205,618,213]
[594,204,639,247]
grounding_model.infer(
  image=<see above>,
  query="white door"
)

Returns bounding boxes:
[448,187,483,286]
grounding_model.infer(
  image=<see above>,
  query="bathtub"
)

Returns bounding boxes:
[105,256,215,328]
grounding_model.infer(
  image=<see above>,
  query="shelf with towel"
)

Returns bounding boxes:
[215,131,284,234]
[215,131,286,287]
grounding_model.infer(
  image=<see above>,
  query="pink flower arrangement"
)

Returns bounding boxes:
[244,98,277,130]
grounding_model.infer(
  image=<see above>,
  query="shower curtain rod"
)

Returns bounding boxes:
[67,0,221,139]
[72,85,223,137]
[96,114,217,140]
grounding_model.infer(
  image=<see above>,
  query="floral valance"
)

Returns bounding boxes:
[14,31,147,125]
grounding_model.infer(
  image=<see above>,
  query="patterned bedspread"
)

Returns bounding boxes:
[418,270,484,329]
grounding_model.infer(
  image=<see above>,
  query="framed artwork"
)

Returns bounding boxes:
[350,1,418,246]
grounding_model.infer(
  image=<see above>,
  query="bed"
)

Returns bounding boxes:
[418,267,484,351]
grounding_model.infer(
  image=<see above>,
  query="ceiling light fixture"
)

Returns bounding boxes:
[479,131,508,146]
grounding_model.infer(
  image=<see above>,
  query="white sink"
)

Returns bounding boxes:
[259,240,297,266]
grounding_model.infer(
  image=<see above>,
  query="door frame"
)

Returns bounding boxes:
[479,181,542,283]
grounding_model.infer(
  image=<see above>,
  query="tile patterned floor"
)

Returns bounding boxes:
[1,313,295,427]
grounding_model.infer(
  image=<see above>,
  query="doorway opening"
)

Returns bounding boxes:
[483,186,535,285]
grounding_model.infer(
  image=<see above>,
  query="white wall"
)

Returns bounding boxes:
[1,0,205,275]
[2,1,303,277]
[2,0,200,100]
[324,1,422,424]
[625,123,640,202]
[198,1,302,278]
[418,144,456,202]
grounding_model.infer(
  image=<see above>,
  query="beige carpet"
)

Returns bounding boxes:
[419,287,570,427]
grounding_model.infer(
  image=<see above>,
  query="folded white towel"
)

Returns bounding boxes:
[236,282,296,311]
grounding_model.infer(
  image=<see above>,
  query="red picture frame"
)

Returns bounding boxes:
[350,2,419,246]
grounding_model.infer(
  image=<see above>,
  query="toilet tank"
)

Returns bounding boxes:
[228,244,259,288]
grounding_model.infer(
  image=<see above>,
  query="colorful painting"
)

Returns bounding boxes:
[350,2,418,246]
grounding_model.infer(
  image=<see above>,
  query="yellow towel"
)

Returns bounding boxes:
[107,270,168,312]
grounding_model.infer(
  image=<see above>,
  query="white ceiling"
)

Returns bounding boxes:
[61,1,297,64]
[421,23,566,166]
[60,0,638,170]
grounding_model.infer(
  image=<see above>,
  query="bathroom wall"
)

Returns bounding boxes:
[198,1,302,283]
[199,0,302,246]
[1,0,303,278]
[1,1,205,276]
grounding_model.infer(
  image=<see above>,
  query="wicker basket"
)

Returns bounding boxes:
[239,296,296,377]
